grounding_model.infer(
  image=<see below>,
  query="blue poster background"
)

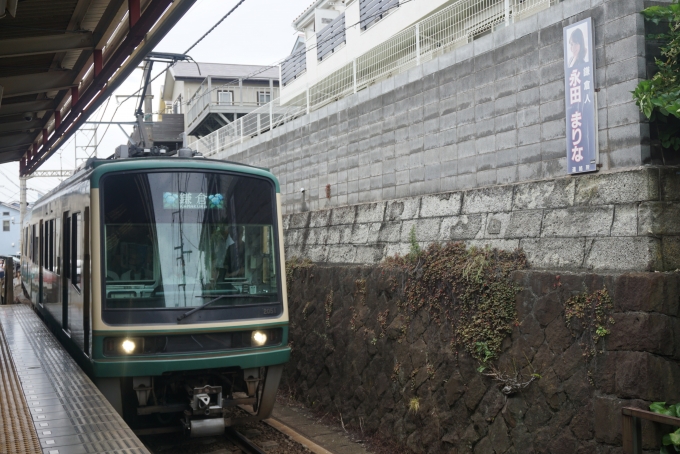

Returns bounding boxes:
[564,18,598,175]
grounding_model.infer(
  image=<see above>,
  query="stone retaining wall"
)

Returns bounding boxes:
[283,265,680,453]
[283,166,680,271]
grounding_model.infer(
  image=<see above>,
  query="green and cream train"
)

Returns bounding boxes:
[21,154,290,436]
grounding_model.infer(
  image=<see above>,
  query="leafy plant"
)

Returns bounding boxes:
[383,242,526,364]
[408,397,420,414]
[475,341,494,372]
[649,402,680,453]
[632,0,680,151]
[564,288,614,360]
[407,226,421,261]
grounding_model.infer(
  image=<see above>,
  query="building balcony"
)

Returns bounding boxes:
[185,77,280,137]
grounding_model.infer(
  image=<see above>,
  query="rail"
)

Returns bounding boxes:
[195,0,555,158]
[622,406,680,454]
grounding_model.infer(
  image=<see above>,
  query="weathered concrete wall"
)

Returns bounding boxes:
[219,0,651,214]
[283,166,680,271]
[283,265,680,453]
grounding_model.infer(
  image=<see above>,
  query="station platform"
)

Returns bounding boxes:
[0,304,149,454]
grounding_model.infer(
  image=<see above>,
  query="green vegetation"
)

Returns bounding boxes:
[633,0,680,151]
[649,402,680,453]
[564,288,614,359]
[384,242,527,364]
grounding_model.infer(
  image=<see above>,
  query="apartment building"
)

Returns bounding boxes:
[0,202,20,257]
[161,62,280,138]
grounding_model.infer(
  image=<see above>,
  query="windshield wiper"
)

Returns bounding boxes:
[176,294,270,323]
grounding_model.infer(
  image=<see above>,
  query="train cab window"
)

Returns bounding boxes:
[101,171,280,322]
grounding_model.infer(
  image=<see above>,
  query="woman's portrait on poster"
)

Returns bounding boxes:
[568,27,588,68]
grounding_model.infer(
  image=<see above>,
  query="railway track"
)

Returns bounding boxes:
[139,410,324,454]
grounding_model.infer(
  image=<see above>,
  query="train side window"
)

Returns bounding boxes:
[41,223,45,268]
[45,220,53,272]
[72,213,82,290]
[31,225,37,263]
[63,217,70,280]
[55,219,60,275]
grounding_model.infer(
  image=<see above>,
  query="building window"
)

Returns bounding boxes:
[257,91,271,105]
[218,90,233,105]
[2,212,8,216]
[173,95,182,114]
[2,220,8,232]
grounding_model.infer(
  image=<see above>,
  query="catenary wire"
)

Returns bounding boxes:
[184,0,247,54]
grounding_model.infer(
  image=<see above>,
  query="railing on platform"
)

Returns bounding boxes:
[622,406,680,454]
[194,0,555,158]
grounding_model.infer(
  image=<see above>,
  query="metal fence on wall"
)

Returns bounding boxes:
[194,0,555,158]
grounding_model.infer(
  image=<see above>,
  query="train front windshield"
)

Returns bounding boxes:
[101,171,280,324]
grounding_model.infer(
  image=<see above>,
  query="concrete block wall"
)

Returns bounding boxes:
[217,0,651,215]
[282,167,680,271]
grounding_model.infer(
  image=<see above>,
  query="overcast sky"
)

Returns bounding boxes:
[0,0,311,204]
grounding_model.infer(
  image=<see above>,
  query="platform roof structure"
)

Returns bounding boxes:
[0,0,198,176]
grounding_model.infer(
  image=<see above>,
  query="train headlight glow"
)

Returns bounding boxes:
[121,339,136,354]
[252,331,267,346]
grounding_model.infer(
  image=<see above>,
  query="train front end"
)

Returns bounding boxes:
[90,160,289,436]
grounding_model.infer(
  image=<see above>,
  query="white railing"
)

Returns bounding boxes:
[195,0,555,157]
[195,92,308,158]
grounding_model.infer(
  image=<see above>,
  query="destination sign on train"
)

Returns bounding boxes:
[162,192,225,209]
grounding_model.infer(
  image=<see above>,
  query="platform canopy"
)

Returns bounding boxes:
[0,0,197,176]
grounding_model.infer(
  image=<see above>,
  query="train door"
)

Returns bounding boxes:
[69,212,85,351]
[38,220,43,306]
[31,224,38,304]
[83,208,91,356]
[62,213,70,334]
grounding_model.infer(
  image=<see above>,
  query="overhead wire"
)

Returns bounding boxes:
[184,0,247,54]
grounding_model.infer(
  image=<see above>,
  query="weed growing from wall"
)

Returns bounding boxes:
[564,288,614,360]
[286,256,313,292]
[384,242,527,363]
[325,290,334,328]
[355,279,367,305]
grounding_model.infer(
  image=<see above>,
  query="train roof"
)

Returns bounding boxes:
[30,157,280,208]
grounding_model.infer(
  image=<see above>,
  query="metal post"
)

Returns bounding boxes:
[240,117,244,143]
[353,59,357,94]
[19,177,26,251]
[257,114,261,136]
[306,87,310,115]
[239,78,243,106]
[207,76,212,108]
[505,0,510,25]
[415,23,421,66]
[269,79,274,129]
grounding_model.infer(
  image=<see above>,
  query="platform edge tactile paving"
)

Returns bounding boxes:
[0,305,151,454]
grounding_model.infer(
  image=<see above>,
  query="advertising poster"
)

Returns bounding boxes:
[563,18,598,174]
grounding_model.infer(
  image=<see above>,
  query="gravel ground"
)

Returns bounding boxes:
[139,407,314,454]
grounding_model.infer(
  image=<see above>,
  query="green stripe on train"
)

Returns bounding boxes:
[91,346,291,377]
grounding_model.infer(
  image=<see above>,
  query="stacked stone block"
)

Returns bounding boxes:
[284,166,680,271]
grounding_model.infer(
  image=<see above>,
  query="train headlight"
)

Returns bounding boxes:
[252,331,267,346]
[121,339,136,354]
